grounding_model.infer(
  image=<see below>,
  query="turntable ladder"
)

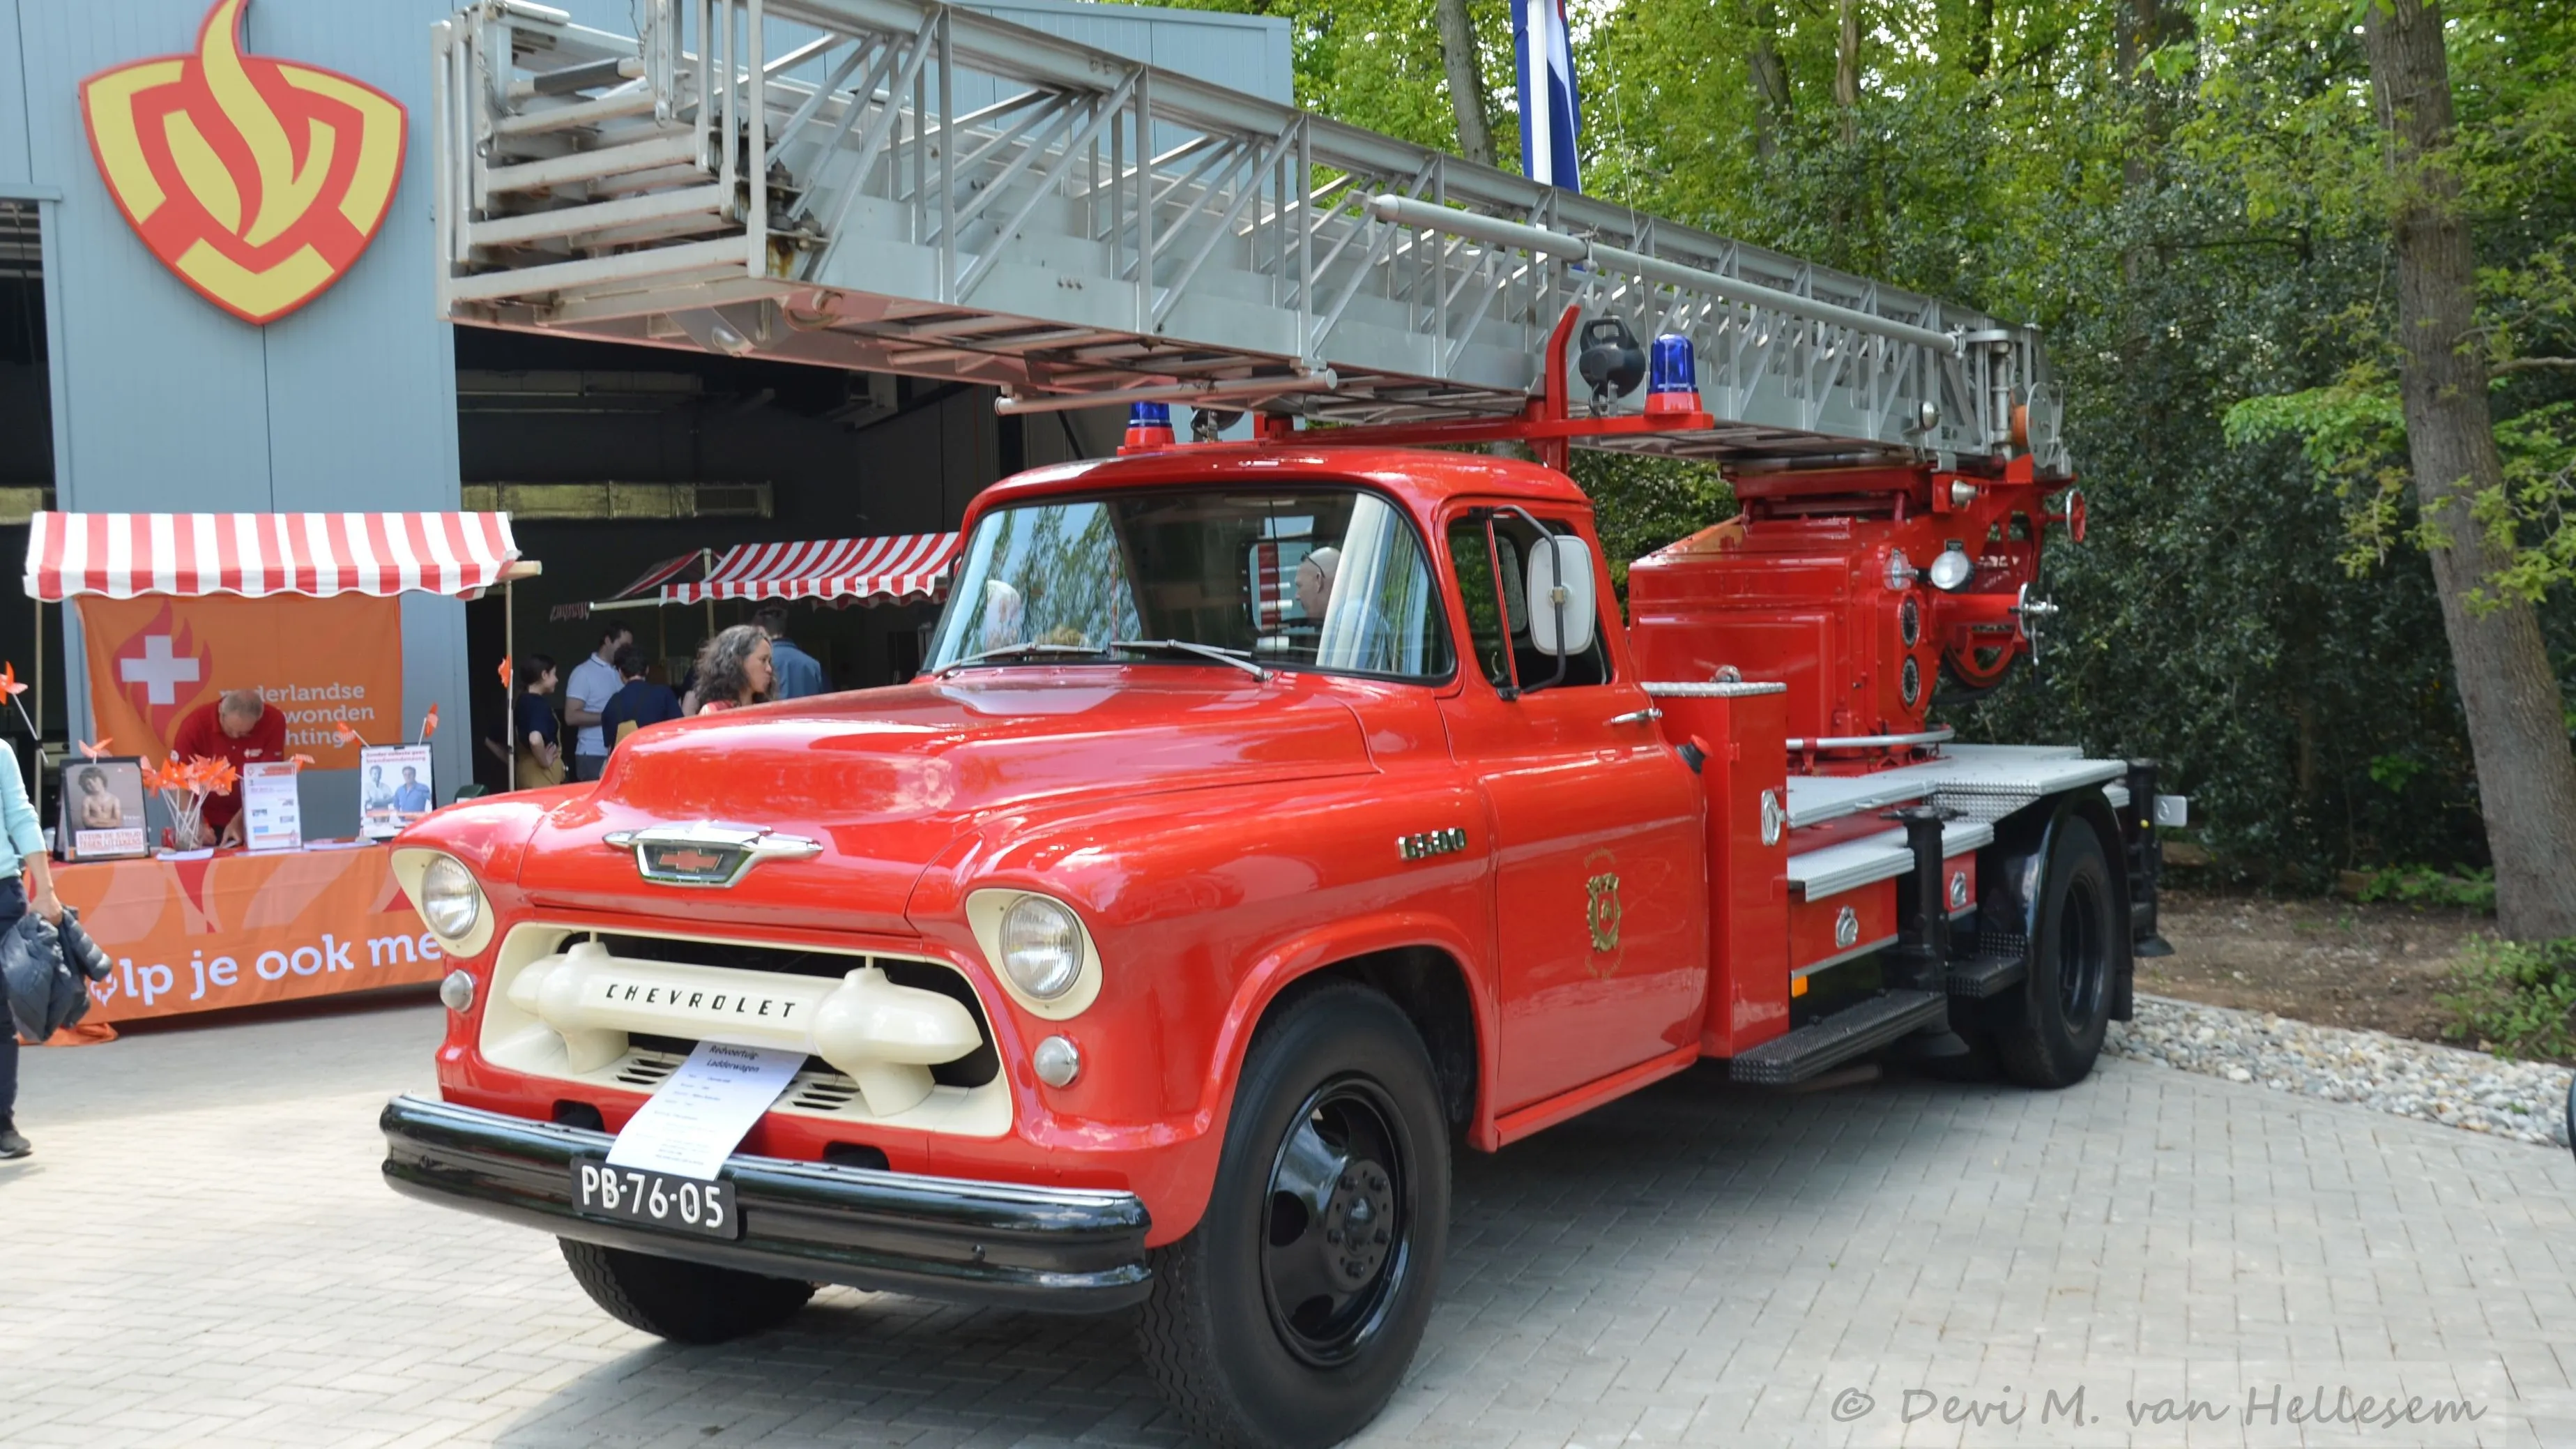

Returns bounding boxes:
[432,0,2062,468]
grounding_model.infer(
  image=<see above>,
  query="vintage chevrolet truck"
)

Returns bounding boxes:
[381,375,2169,1449]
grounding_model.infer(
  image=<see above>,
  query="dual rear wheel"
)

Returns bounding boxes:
[1981,817,2120,1088]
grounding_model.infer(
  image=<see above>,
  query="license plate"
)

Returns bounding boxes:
[571,1156,741,1240]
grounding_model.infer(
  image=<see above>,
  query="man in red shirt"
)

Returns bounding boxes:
[169,689,287,847]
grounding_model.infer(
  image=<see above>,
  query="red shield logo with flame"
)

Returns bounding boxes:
[79,0,406,325]
[109,599,217,743]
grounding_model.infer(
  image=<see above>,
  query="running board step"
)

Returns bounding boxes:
[1730,989,1951,1086]
[1942,951,2027,999]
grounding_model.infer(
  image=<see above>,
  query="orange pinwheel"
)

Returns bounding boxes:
[333,720,363,748]
[497,658,514,690]
[419,704,441,742]
[199,757,239,796]
[76,738,112,760]
[287,754,315,771]
[0,663,23,698]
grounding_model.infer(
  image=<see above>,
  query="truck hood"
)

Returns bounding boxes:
[511,670,1378,932]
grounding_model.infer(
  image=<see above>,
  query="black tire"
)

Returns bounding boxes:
[558,1239,814,1344]
[1990,819,2120,1088]
[1138,983,1451,1449]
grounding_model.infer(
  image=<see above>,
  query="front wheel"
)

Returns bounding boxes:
[1138,983,1451,1449]
[1990,818,2120,1088]
[558,1239,814,1344]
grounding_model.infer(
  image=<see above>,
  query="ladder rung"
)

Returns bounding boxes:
[446,236,749,304]
[494,90,664,137]
[515,55,643,98]
[471,183,730,248]
[484,133,701,195]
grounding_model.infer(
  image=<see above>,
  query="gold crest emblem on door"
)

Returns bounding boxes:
[1585,872,1623,953]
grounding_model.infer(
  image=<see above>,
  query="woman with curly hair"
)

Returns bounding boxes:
[690,623,773,715]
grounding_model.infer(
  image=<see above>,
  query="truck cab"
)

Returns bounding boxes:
[381,441,2160,1449]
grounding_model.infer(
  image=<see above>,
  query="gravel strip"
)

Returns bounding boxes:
[2108,993,2574,1148]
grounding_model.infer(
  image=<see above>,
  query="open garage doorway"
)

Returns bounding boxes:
[455,328,1116,793]
[0,200,68,784]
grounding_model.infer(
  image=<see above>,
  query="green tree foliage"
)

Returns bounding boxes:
[1159,0,2576,886]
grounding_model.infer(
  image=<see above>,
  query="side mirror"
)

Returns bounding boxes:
[1524,535,1596,657]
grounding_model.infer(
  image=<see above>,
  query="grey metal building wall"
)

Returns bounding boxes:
[0,0,1287,821]
[1,0,471,826]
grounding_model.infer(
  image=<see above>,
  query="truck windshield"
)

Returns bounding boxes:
[927,487,1455,681]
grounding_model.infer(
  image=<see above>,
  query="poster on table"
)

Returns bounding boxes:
[58,756,149,862]
[241,761,303,853]
[73,594,404,770]
[359,744,433,838]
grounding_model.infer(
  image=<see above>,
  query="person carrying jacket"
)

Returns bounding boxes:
[0,741,64,1159]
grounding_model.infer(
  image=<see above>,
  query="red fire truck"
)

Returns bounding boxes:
[392,5,2188,1441]
[380,303,2173,1448]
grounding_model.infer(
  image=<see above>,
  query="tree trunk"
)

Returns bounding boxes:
[1434,0,1493,168]
[1964,0,1994,79]
[1834,0,1860,146]
[1748,0,1792,160]
[2362,0,2576,939]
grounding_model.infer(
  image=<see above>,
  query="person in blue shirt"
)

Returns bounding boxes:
[597,646,685,748]
[393,766,433,815]
[754,605,827,701]
[0,742,63,1159]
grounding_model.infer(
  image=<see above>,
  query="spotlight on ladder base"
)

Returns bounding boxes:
[1646,333,1702,417]
[1123,402,1176,452]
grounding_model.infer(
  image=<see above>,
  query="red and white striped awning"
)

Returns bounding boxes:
[664,533,959,606]
[24,512,526,601]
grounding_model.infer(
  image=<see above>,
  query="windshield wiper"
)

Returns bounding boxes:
[1111,639,1271,681]
[933,642,1113,677]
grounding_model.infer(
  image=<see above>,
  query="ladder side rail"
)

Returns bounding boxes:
[746,0,767,280]
[782,32,905,224]
[765,36,878,173]
[933,92,1085,246]
[1154,124,1300,331]
[957,75,1137,301]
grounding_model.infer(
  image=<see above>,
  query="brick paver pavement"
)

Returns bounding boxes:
[4,1002,2573,1447]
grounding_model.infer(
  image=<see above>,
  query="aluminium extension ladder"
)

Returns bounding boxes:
[431,0,2064,469]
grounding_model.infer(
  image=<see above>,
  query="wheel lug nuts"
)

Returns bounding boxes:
[1327,1229,1341,1243]
[1375,1229,1388,1244]
[1341,1171,1355,1188]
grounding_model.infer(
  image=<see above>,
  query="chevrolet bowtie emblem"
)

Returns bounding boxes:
[604,824,823,888]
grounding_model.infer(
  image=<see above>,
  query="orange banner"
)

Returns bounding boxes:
[77,593,404,768]
[59,847,441,1023]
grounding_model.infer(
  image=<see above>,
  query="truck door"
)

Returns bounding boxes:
[1438,506,1708,1112]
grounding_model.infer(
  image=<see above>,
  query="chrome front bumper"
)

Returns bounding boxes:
[379,1093,1151,1312]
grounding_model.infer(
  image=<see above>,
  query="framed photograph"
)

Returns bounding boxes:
[61,756,150,862]
[359,744,435,840]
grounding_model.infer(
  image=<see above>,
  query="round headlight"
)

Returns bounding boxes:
[998,895,1083,1000]
[1928,546,1975,593]
[418,856,482,941]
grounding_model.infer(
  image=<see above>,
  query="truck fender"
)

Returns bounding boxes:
[1979,787,2135,1021]
[1173,913,1497,1222]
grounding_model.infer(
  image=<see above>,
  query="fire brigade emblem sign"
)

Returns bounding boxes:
[80,0,407,325]
[1585,872,1622,954]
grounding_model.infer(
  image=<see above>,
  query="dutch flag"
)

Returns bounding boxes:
[1511,0,1581,192]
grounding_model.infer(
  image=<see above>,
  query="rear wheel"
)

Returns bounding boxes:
[558,1239,814,1344]
[1991,820,2119,1088]
[1138,983,1451,1449]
